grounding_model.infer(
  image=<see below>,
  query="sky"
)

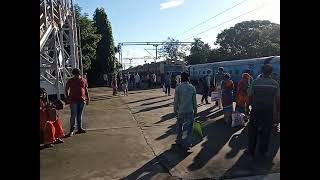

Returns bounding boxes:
[75,0,280,68]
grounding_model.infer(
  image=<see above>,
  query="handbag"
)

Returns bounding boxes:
[193,120,204,139]
[211,91,220,101]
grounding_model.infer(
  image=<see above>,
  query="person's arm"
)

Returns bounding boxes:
[65,80,70,101]
[173,87,179,115]
[247,81,254,106]
[192,86,197,117]
[85,81,90,105]
[275,85,280,113]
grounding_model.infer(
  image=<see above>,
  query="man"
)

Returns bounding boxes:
[103,74,108,86]
[147,73,151,88]
[129,73,135,88]
[176,74,181,87]
[122,74,129,96]
[215,67,224,108]
[247,64,280,158]
[134,73,140,89]
[152,73,157,88]
[174,72,197,151]
[65,68,90,136]
[201,70,211,104]
[164,72,172,96]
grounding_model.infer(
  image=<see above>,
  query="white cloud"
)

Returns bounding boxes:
[160,0,184,10]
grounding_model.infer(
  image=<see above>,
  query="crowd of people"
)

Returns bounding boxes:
[111,72,160,96]
[40,68,90,148]
[173,64,280,159]
[41,64,280,159]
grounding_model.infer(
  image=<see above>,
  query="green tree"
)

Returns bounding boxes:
[74,5,101,74]
[91,7,116,86]
[215,20,280,59]
[160,37,187,60]
[185,38,211,65]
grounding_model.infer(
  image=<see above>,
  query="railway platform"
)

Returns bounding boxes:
[40,87,280,180]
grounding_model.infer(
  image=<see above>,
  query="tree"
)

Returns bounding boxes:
[160,37,187,60]
[91,8,116,86]
[74,5,101,74]
[185,38,211,65]
[215,20,280,59]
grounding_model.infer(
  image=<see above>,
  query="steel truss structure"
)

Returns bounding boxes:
[117,42,193,70]
[40,0,81,99]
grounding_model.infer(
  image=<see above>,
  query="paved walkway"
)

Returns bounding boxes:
[40,87,280,180]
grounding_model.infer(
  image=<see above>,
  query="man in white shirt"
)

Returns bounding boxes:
[134,73,141,89]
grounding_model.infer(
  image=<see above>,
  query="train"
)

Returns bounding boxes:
[122,56,280,91]
[187,56,280,86]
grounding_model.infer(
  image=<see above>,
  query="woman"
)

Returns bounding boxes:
[40,88,65,148]
[221,73,234,125]
[235,73,251,114]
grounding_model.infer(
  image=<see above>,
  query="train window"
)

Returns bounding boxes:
[235,69,239,75]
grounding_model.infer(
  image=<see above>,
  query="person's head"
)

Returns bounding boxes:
[242,73,250,80]
[218,67,224,72]
[224,73,231,80]
[40,88,47,100]
[72,68,81,78]
[207,70,211,74]
[167,72,170,75]
[181,72,189,82]
[261,64,273,77]
[53,99,64,110]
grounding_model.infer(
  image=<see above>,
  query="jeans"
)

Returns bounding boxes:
[248,108,273,155]
[70,102,85,132]
[201,86,209,103]
[165,84,171,95]
[176,113,194,148]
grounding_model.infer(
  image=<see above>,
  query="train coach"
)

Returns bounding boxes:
[187,56,280,86]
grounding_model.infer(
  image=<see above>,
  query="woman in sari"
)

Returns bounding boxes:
[235,73,251,114]
[40,88,65,148]
[221,73,234,125]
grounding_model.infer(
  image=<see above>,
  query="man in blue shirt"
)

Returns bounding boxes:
[174,72,197,151]
[201,70,211,104]
[164,72,172,96]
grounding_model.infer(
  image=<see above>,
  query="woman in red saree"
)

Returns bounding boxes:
[40,88,65,148]
[235,73,251,114]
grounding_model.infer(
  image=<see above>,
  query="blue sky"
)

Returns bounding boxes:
[74,0,280,67]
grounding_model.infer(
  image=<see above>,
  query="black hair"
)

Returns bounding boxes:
[181,72,189,82]
[261,64,273,76]
[72,68,81,76]
[224,73,231,79]
[218,67,224,71]
[40,88,47,95]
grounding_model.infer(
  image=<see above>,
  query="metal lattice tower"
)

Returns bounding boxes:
[40,0,80,99]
